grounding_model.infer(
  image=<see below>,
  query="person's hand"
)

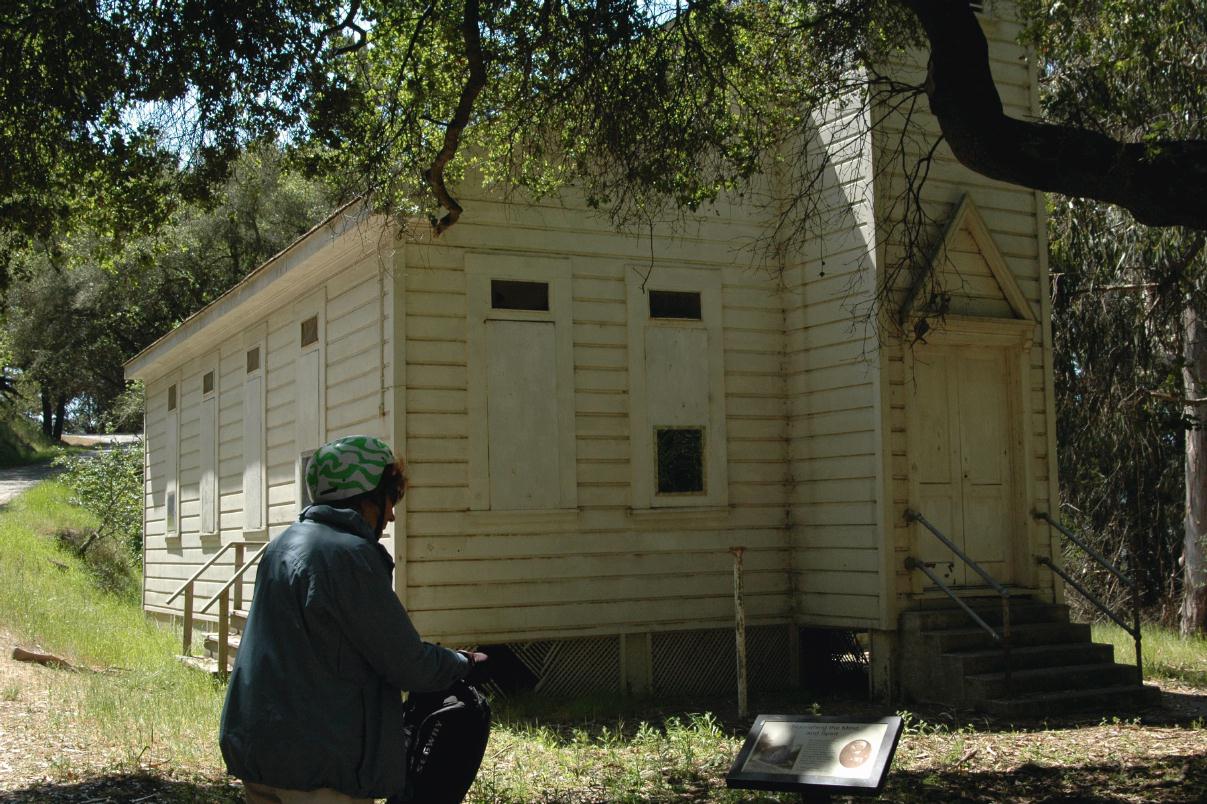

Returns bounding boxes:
[459,650,489,684]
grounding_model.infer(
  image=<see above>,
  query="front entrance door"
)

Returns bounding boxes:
[912,345,1017,587]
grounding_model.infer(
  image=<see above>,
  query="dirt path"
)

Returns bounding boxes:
[0,462,59,507]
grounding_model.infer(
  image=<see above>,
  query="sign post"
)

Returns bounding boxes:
[726,714,904,800]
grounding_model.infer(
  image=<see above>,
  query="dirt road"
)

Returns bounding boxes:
[0,463,58,506]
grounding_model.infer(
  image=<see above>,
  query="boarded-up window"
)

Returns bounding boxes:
[486,320,560,509]
[165,408,178,535]
[626,266,728,509]
[300,315,319,347]
[649,290,702,320]
[491,279,549,311]
[243,351,265,531]
[199,376,217,534]
[296,304,323,511]
[656,427,705,493]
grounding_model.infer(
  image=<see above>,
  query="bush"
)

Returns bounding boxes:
[53,441,145,560]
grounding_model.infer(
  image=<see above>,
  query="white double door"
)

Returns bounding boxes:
[912,345,1020,587]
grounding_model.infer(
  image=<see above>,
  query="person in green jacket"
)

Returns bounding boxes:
[219,435,486,804]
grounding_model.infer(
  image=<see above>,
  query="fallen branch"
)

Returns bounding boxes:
[12,646,80,671]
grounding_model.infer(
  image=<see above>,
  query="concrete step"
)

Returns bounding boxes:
[965,661,1139,700]
[927,621,1091,653]
[979,683,1162,720]
[902,600,1069,632]
[948,641,1116,675]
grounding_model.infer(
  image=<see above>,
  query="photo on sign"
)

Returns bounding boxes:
[740,720,889,780]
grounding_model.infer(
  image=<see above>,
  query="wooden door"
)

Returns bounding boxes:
[912,346,1015,587]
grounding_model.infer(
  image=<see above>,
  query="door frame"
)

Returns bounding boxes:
[904,315,1037,595]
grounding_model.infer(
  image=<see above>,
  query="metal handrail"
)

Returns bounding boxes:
[905,508,1011,693]
[907,510,1011,596]
[905,557,1002,642]
[1033,511,1143,685]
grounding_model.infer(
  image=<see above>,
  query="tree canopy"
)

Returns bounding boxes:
[2,1,1203,266]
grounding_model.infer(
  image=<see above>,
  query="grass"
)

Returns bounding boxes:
[1,481,1205,802]
[0,407,63,468]
[1093,621,1207,686]
[0,482,230,774]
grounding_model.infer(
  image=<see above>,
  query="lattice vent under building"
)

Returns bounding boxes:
[509,636,622,698]
[651,624,794,696]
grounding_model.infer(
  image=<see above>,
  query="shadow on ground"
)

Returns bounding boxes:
[874,753,1207,803]
[1,771,243,803]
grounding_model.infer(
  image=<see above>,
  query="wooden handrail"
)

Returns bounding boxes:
[199,542,270,615]
[166,541,240,605]
[171,539,265,660]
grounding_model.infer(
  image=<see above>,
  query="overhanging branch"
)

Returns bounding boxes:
[901,0,1207,230]
[424,0,487,236]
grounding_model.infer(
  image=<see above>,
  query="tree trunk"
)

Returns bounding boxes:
[40,388,53,437]
[1181,305,1207,635]
[52,394,67,441]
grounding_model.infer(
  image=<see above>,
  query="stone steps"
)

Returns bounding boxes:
[899,596,1155,718]
[980,683,1161,719]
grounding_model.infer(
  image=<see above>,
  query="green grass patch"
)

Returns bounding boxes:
[1092,621,1207,686]
[0,407,62,467]
[0,482,229,773]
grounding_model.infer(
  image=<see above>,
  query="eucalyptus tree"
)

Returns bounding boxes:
[1023,0,1207,633]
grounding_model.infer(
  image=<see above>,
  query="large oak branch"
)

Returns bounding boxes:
[902,0,1207,230]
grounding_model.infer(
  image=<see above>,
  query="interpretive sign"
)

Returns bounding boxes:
[725,715,904,796]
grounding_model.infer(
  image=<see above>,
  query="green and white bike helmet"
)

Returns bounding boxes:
[306,435,399,504]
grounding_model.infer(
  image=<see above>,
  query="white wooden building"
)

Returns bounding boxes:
[127,7,1118,707]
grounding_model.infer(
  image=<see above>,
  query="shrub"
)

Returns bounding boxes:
[54,441,144,560]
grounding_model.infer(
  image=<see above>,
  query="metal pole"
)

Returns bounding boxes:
[732,547,748,719]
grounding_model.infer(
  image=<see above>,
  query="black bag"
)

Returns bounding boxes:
[397,679,492,804]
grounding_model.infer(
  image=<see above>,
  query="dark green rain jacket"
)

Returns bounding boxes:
[219,505,468,798]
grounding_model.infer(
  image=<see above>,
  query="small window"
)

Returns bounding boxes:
[491,279,549,311]
[301,315,319,347]
[202,371,215,396]
[167,384,177,411]
[166,490,177,533]
[655,427,705,494]
[246,346,261,374]
[649,290,702,320]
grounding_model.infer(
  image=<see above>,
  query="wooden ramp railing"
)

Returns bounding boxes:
[165,540,268,677]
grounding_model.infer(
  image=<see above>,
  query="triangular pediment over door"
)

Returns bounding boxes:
[903,195,1038,594]
[901,194,1037,324]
